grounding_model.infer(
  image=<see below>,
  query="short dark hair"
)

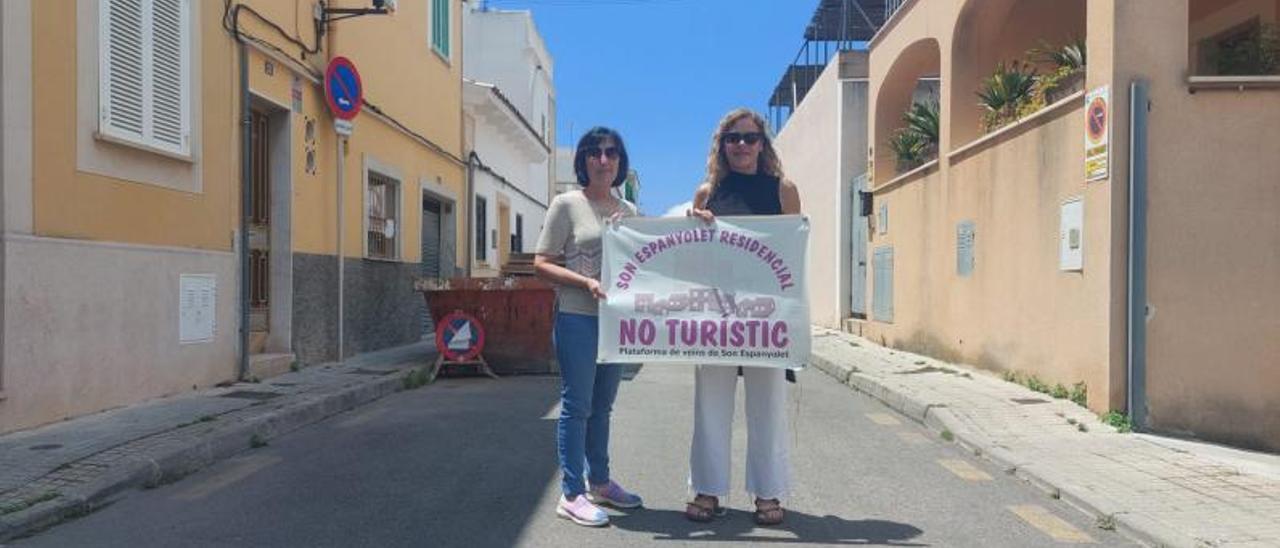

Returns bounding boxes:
[573,127,630,188]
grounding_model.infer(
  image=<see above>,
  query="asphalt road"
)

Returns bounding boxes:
[14,364,1137,547]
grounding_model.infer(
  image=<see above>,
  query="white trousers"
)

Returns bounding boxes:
[689,364,791,500]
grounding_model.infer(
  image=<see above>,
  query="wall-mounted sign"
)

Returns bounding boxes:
[956,220,975,277]
[1084,86,1110,182]
[1060,198,1084,271]
[324,56,363,121]
[179,274,216,343]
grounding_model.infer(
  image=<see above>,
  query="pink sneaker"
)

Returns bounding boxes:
[588,480,644,509]
[556,494,609,527]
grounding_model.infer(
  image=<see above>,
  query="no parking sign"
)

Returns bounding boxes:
[435,311,486,362]
[325,56,362,137]
[1084,85,1109,182]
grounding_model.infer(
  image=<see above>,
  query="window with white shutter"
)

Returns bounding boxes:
[99,0,191,156]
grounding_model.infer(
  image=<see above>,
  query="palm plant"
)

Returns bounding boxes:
[1032,37,1086,71]
[889,128,929,172]
[1029,38,1088,106]
[889,99,940,173]
[903,99,940,149]
[977,61,1037,131]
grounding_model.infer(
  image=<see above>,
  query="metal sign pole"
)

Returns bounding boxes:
[337,135,345,362]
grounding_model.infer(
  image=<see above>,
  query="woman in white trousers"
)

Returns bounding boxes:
[685,108,802,526]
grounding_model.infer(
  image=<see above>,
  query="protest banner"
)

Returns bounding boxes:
[599,215,810,368]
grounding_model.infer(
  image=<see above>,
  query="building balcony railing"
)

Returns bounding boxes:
[767,0,891,133]
[885,0,906,19]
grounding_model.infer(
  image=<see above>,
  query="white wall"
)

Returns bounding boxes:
[775,52,870,328]
[464,9,554,144]
[464,7,556,270]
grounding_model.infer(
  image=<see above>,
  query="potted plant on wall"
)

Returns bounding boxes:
[889,99,940,174]
[977,61,1037,132]
[1031,37,1087,104]
[1210,23,1280,75]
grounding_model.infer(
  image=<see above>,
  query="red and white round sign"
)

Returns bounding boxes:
[435,311,486,362]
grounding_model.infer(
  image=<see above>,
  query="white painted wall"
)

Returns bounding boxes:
[775,51,870,328]
[554,146,576,195]
[464,9,554,140]
[464,7,556,271]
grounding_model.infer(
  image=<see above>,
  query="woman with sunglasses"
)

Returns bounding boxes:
[684,108,801,526]
[534,127,642,527]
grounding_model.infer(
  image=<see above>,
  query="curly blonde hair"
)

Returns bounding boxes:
[704,108,785,192]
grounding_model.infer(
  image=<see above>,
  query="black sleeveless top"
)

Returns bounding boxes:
[704,171,796,381]
[706,171,782,216]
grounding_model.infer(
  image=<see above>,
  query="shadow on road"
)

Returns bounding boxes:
[609,507,927,545]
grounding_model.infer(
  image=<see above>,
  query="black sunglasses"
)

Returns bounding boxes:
[722,132,764,146]
[580,146,619,160]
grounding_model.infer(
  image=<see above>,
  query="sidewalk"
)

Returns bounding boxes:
[809,326,1280,548]
[0,342,437,541]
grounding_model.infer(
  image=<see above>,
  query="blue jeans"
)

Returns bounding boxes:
[554,312,624,498]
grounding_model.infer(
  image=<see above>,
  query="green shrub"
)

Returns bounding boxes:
[1211,23,1280,75]
[889,128,930,172]
[1031,37,1086,71]
[977,61,1038,132]
[1069,382,1088,408]
[1102,411,1132,433]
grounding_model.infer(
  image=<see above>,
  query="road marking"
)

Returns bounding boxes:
[866,413,901,426]
[938,459,993,481]
[172,454,282,501]
[897,431,930,445]
[1009,504,1095,543]
[542,402,562,420]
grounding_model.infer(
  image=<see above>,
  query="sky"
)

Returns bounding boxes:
[481,0,821,216]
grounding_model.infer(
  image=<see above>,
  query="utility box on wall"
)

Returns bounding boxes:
[179,274,217,343]
[1060,198,1084,271]
[957,220,975,277]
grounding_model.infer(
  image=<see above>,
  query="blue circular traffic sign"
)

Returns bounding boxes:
[324,56,363,120]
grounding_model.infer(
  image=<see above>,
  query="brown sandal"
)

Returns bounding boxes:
[754,498,784,526]
[684,494,724,522]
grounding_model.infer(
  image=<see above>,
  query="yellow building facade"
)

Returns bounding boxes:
[0,0,467,434]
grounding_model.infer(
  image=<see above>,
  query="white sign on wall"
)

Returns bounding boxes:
[1060,199,1084,271]
[599,216,811,368]
[179,274,217,343]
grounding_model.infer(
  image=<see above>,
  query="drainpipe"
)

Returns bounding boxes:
[237,41,251,380]
[465,152,475,277]
[1127,79,1149,430]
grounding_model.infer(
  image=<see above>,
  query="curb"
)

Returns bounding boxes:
[0,369,413,542]
[809,346,1193,548]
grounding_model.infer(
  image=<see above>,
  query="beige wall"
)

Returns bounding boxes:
[1,236,237,433]
[866,0,1119,413]
[1118,0,1280,451]
[863,0,1279,448]
[864,103,1112,401]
